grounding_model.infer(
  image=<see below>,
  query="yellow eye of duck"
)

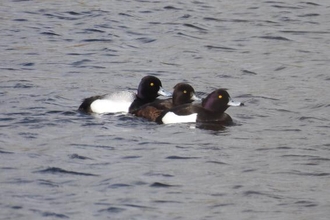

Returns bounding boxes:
[150,82,154,86]
[218,95,222,99]
[183,90,187,94]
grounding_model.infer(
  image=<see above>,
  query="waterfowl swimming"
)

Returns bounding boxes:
[131,83,200,121]
[156,89,243,125]
[78,75,171,114]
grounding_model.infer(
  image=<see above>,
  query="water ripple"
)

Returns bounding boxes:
[166,156,200,160]
[0,150,14,154]
[35,167,98,176]
[281,30,327,35]
[294,200,318,207]
[278,170,330,177]
[257,36,292,41]
[30,209,69,219]
[81,39,112,42]
[205,45,236,51]
[99,207,125,213]
[69,154,93,160]
[109,183,131,189]
[150,182,179,188]
[243,190,283,200]
[40,31,60,36]
[206,161,227,165]
[183,23,208,31]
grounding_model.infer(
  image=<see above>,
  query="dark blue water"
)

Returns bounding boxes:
[1,0,330,219]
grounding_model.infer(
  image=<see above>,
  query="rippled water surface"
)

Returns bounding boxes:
[1,0,330,219]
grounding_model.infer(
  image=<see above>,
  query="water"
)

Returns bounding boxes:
[1,0,330,219]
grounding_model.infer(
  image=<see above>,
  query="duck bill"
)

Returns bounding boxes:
[191,93,202,101]
[228,98,244,107]
[158,86,172,97]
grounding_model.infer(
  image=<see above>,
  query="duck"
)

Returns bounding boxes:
[131,83,201,121]
[78,75,172,114]
[155,89,243,125]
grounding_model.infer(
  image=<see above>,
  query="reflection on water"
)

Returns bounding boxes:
[196,122,227,131]
[1,0,330,219]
